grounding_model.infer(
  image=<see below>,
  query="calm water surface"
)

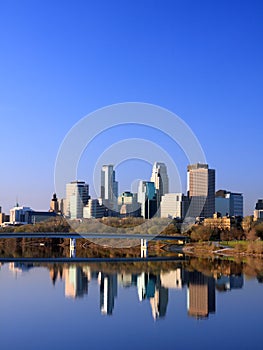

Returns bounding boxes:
[0,259,262,350]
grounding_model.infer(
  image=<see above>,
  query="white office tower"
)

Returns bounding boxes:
[66,181,89,219]
[101,165,118,212]
[160,193,186,219]
[150,162,169,202]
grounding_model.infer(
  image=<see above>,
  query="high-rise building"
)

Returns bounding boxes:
[83,199,105,219]
[101,165,118,212]
[254,199,263,221]
[215,190,243,217]
[160,193,187,219]
[66,181,89,219]
[150,162,169,203]
[137,181,157,219]
[187,163,215,218]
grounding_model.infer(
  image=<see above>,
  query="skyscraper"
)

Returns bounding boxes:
[101,165,118,212]
[66,181,89,219]
[187,163,215,218]
[150,162,169,203]
[137,181,157,219]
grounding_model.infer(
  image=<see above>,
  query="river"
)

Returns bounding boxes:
[0,256,262,350]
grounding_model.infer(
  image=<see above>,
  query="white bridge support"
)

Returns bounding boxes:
[140,239,148,258]
[69,238,76,258]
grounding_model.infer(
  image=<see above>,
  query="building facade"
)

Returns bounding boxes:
[118,191,140,217]
[137,181,157,219]
[215,190,243,217]
[187,163,215,218]
[83,199,105,219]
[66,181,89,219]
[203,212,238,231]
[254,199,263,221]
[160,193,186,219]
[50,193,59,213]
[150,162,169,204]
[9,205,33,224]
[101,165,118,212]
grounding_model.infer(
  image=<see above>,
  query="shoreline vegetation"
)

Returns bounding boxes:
[0,216,263,260]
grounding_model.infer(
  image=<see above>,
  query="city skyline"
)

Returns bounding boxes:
[0,1,262,215]
[3,160,259,221]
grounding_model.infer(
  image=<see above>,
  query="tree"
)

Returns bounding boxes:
[190,226,211,242]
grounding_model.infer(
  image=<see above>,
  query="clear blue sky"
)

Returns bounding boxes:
[0,0,262,215]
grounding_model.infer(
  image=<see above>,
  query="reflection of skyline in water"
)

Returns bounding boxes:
[3,261,250,321]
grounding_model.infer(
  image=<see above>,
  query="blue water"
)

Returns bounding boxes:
[0,261,262,350]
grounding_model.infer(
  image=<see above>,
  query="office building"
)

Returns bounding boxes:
[215,190,243,217]
[150,162,169,203]
[9,205,33,224]
[254,199,263,221]
[66,181,89,219]
[118,191,140,217]
[137,181,157,219]
[83,199,105,219]
[187,163,215,218]
[160,193,187,219]
[101,165,118,212]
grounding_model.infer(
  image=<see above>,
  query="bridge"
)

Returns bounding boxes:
[0,232,189,259]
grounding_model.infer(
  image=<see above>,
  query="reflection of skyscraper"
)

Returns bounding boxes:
[9,262,34,274]
[137,273,168,320]
[100,273,118,315]
[187,271,215,319]
[216,274,244,291]
[161,269,183,289]
[118,273,137,288]
[137,272,147,301]
[64,266,88,298]
[150,286,168,320]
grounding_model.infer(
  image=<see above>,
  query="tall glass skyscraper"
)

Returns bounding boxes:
[137,181,157,219]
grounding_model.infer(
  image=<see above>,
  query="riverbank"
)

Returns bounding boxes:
[182,240,263,259]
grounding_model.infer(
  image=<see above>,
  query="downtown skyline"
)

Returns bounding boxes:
[0,1,262,215]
